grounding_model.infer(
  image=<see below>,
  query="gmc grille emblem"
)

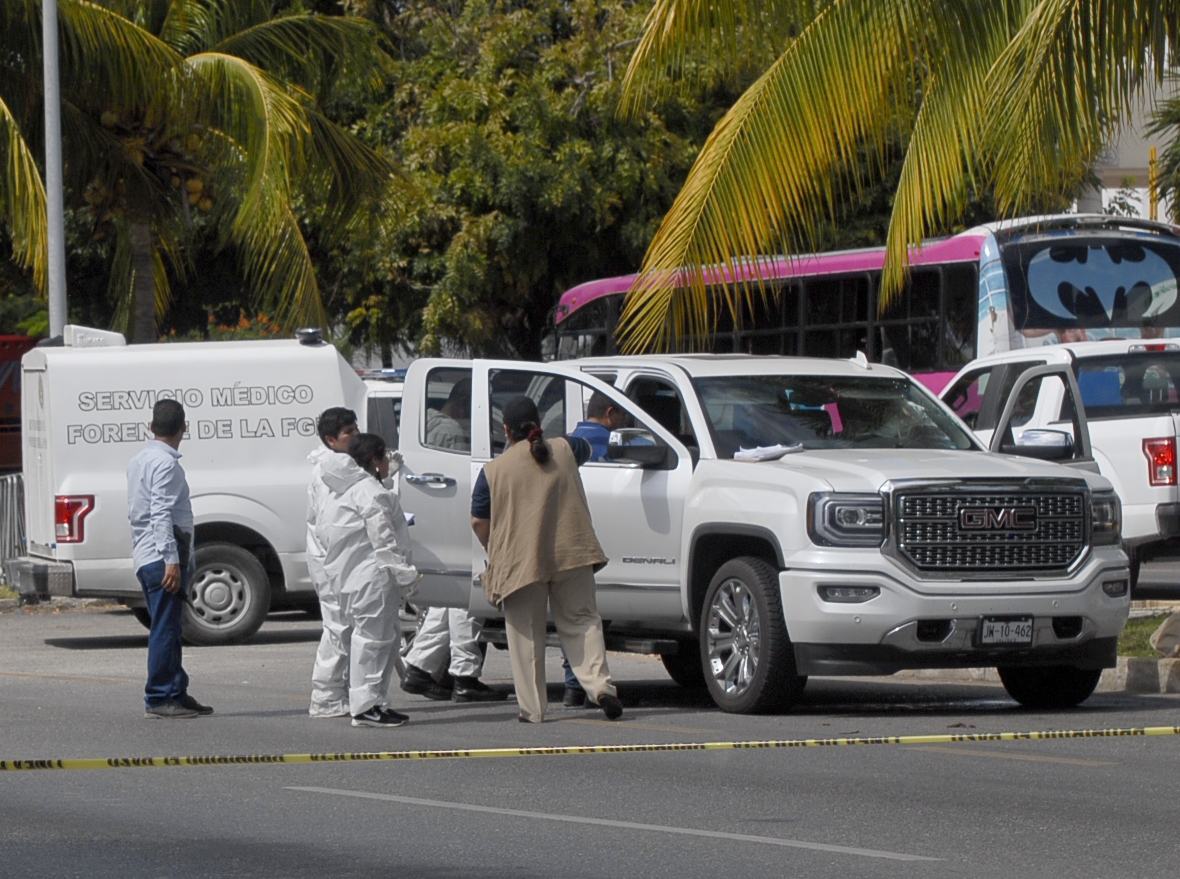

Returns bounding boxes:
[959,506,1038,531]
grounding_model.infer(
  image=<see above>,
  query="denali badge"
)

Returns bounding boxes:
[622,557,676,565]
[959,506,1037,531]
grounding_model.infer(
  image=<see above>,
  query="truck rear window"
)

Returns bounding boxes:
[1072,351,1180,419]
[692,375,977,457]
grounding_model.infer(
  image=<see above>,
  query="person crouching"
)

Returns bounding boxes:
[317,433,418,728]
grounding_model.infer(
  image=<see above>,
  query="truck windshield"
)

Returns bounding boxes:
[1072,351,1180,419]
[692,375,977,457]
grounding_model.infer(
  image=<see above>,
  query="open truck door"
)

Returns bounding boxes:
[990,363,1099,474]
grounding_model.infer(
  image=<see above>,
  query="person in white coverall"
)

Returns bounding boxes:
[402,377,508,704]
[318,433,419,728]
[306,408,360,718]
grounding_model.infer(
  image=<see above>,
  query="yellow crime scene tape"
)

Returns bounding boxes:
[2,724,1177,772]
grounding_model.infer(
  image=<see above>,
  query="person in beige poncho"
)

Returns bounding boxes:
[471,395,622,724]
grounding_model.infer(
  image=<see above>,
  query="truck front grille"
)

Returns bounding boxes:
[895,489,1087,574]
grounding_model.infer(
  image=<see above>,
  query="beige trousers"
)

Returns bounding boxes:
[502,565,616,723]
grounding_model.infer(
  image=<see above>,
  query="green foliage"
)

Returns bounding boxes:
[316,0,743,359]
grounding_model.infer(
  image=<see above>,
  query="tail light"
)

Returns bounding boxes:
[1143,438,1177,487]
[55,495,94,543]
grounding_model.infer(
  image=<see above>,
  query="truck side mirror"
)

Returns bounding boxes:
[1002,428,1074,461]
[607,428,668,468]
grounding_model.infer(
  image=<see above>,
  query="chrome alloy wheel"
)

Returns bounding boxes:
[705,578,761,696]
[189,562,253,631]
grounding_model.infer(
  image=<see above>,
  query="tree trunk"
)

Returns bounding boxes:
[130,220,156,344]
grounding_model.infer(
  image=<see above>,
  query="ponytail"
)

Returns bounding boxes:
[501,395,550,465]
[523,424,550,464]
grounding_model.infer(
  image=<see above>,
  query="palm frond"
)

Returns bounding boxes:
[984,0,1179,216]
[880,1,1025,301]
[304,108,404,239]
[57,0,182,117]
[0,92,48,293]
[617,0,935,352]
[187,51,323,327]
[619,0,823,116]
[210,13,391,96]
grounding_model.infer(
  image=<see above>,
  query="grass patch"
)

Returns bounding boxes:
[1119,615,1168,658]
[0,584,17,601]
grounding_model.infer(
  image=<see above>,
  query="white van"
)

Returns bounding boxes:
[14,327,367,644]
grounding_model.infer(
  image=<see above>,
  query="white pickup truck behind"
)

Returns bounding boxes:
[941,340,1180,594]
[398,354,1130,713]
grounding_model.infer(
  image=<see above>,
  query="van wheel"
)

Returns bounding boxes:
[131,607,152,630]
[997,665,1103,709]
[183,543,271,646]
[660,646,707,690]
[700,556,804,714]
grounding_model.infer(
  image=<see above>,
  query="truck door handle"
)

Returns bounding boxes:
[405,473,457,487]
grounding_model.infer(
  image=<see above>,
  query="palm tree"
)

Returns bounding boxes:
[615,0,1180,352]
[0,0,399,342]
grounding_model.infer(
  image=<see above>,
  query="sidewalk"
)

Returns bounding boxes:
[895,657,1180,694]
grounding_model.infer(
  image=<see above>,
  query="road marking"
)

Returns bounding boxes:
[906,745,1118,766]
[286,786,941,862]
[0,670,129,685]
[559,718,719,734]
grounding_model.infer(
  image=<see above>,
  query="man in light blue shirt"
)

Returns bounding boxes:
[127,399,210,719]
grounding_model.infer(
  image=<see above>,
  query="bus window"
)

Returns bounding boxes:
[556,298,611,359]
[942,263,978,367]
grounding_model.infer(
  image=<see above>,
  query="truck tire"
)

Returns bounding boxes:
[660,646,707,690]
[700,556,804,714]
[997,665,1102,709]
[131,607,152,630]
[183,543,271,646]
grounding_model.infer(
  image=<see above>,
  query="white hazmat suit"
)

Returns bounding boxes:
[317,453,418,717]
[307,445,351,718]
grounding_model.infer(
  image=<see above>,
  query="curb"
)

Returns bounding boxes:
[894,657,1180,694]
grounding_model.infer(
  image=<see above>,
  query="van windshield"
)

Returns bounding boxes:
[692,375,977,457]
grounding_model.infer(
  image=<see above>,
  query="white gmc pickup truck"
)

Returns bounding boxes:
[397,354,1130,713]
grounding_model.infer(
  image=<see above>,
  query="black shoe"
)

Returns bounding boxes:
[178,694,213,715]
[144,701,198,719]
[599,693,623,721]
[401,664,453,701]
[452,676,509,703]
[352,707,408,728]
[562,687,586,707]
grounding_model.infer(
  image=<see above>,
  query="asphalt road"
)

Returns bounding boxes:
[1,605,1178,879]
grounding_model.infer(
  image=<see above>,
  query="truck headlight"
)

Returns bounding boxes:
[808,493,886,547]
[1090,491,1121,546]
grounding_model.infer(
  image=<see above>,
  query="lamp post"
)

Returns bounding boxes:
[42,0,68,338]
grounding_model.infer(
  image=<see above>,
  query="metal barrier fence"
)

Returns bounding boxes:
[0,473,24,583]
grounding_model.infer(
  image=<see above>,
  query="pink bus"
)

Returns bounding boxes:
[548,214,1180,392]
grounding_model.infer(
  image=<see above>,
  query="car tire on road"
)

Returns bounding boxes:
[997,664,1103,709]
[183,542,271,646]
[700,556,805,714]
[660,645,707,690]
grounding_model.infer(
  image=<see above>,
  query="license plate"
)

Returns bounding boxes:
[979,617,1034,645]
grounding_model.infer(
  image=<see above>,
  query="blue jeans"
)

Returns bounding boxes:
[136,560,190,708]
[560,647,583,693]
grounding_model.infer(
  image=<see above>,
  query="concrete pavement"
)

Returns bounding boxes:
[1,605,1178,878]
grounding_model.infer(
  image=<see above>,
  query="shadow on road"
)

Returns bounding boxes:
[44,634,149,651]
